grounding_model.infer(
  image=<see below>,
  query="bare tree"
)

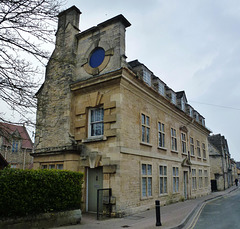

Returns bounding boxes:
[0,0,64,126]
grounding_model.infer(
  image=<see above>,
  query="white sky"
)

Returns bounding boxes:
[63,0,240,161]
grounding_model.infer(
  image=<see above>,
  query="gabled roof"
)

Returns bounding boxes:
[0,122,33,149]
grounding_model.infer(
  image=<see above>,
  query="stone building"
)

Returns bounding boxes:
[236,162,240,180]
[231,158,238,184]
[33,6,211,215]
[208,134,232,191]
[0,122,33,169]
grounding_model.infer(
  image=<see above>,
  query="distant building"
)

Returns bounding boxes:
[208,134,232,191]
[236,162,240,180]
[32,6,211,215]
[230,158,238,185]
[0,122,33,169]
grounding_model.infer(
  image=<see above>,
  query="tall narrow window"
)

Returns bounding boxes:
[204,170,208,187]
[158,122,165,148]
[181,133,187,154]
[190,137,194,156]
[192,169,197,190]
[12,140,18,153]
[199,169,203,188]
[141,164,152,197]
[159,165,167,194]
[171,128,177,151]
[141,114,150,143]
[173,167,179,193]
[89,107,104,137]
[202,143,206,159]
[197,140,201,157]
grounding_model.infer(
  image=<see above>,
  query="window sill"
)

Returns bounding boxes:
[159,193,168,197]
[171,150,178,154]
[190,155,195,158]
[203,158,207,161]
[172,192,180,195]
[158,146,167,151]
[182,152,187,155]
[141,196,153,201]
[140,142,152,147]
[197,157,202,159]
[82,136,107,143]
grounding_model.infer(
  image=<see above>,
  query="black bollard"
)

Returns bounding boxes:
[155,200,162,226]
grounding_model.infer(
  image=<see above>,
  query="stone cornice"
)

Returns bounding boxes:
[32,145,81,156]
[70,67,211,135]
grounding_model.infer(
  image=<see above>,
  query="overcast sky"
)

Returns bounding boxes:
[63,0,240,161]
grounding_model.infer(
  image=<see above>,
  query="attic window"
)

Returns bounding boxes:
[172,93,176,105]
[181,98,185,111]
[158,82,165,96]
[143,70,151,86]
[189,107,193,117]
[195,113,199,122]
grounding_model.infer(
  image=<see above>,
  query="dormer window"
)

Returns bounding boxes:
[166,90,177,105]
[181,98,185,111]
[201,118,205,126]
[172,93,176,105]
[143,70,151,86]
[189,107,193,117]
[194,112,199,122]
[158,82,165,96]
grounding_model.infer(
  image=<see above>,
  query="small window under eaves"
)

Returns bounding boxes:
[143,70,151,86]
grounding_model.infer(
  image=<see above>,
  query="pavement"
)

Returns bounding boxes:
[52,185,239,229]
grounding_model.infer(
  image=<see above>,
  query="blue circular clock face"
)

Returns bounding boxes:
[89,47,105,68]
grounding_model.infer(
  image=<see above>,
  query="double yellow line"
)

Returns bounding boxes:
[186,202,206,229]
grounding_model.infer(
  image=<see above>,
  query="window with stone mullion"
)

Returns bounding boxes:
[141,164,152,197]
[171,128,177,151]
[159,165,167,194]
[190,137,194,156]
[181,133,187,154]
[173,167,179,193]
